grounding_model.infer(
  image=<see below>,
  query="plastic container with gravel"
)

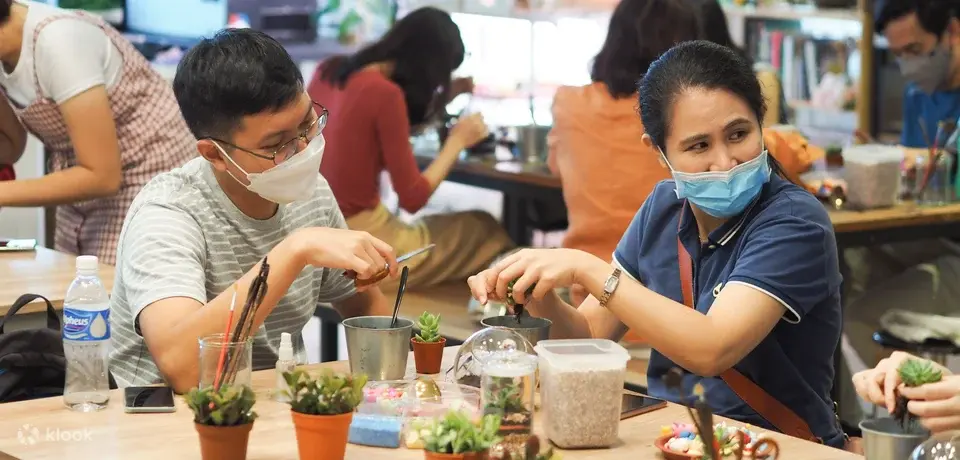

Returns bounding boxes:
[534,338,630,448]
[842,144,904,209]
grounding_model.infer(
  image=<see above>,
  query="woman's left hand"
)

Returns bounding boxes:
[901,376,960,432]
[468,248,602,305]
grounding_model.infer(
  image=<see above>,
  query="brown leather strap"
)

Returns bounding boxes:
[676,236,820,443]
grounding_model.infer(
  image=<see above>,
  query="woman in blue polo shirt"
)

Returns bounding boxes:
[466,40,846,448]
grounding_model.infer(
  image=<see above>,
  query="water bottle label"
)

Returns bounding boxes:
[62,307,110,341]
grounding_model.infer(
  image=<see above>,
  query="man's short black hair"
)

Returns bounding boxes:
[874,0,960,35]
[173,29,304,140]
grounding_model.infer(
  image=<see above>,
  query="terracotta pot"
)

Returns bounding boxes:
[423,450,488,460]
[194,422,253,460]
[291,411,353,460]
[412,337,446,374]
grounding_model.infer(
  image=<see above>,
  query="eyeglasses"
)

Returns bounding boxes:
[210,101,328,165]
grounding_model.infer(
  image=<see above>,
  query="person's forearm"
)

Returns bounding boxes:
[526,290,594,339]
[151,236,308,393]
[0,166,120,207]
[422,139,465,192]
[575,262,738,376]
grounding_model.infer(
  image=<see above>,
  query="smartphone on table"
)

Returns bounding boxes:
[124,386,176,413]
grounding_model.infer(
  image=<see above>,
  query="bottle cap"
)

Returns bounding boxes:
[278,332,293,361]
[76,255,98,274]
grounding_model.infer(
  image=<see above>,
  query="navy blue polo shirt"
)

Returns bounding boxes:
[901,83,960,148]
[613,174,844,447]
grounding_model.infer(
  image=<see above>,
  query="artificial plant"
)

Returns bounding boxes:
[185,385,258,426]
[283,368,368,415]
[415,311,442,343]
[484,379,526,414]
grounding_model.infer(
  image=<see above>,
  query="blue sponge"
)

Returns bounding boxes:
[348,413,404,448]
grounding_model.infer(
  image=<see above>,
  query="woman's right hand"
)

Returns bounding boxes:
[448,113,489,149]
[852,351,950,412]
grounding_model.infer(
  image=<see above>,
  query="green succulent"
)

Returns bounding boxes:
[419,410,501,454]
[899,359,943,387]
[894,358,944,430]
[484,378,526,414]
[184,384,258,426]
[283,368,367,416]
[506,279,536,306]
[415,311,442,343]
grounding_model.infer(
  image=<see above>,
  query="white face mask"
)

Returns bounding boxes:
[217,134,325,204]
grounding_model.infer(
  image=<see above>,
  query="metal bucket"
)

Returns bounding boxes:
[342,316,413,381]
[861,417,930,460]
[480,316,552,346]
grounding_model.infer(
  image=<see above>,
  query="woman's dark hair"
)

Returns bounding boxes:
[590,0,700,99]
[319,7,464,126]
[639,40,791,179]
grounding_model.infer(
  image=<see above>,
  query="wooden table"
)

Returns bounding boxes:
[0,248,115,317]
[0,347,860,459]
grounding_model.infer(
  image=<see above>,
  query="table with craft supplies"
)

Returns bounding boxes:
[0,346,861,459]
[0,247,115,318]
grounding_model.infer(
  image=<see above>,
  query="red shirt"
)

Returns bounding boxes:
[308,67,431,218]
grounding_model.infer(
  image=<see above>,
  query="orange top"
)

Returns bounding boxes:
[548,82,823,263]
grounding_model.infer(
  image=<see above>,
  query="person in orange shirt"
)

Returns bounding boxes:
[548,0,821,308]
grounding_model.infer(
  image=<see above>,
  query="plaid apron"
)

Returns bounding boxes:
[3,12,195,265]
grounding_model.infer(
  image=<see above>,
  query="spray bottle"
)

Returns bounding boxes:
[275,332,296,402]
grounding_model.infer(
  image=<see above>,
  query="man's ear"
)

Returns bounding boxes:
[198,140,227,172]
[642,133,668,169]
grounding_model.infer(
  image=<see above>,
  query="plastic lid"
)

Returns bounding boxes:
[534,339,630,372]
[481,347,538,378]
[278,332,293,361]
[76,255,98,274]
[842,144,904,165]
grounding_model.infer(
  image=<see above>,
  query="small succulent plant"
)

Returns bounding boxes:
[484,379,527,414]
[185,385,258,426]
[894,358,944,429]
[415,311,442,343]
[419,410,501,454]
[283,368,367,416]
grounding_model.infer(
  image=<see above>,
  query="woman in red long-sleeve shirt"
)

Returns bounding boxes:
[308,7,514,289]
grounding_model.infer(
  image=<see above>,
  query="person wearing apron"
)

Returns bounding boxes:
[0,1,195,265]
[307,7,514,290]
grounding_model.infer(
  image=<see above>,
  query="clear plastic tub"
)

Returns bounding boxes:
[358,380,482,419]
[842,144,904,209]
[534,339,630,448]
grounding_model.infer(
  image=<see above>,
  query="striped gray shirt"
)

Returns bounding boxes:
[109,157,356,387]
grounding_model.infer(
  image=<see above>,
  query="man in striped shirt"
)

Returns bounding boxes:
[108,29,396,392]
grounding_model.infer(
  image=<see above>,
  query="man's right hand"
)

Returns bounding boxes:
[291,228,398,281]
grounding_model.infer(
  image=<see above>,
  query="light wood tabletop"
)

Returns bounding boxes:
[0,347,859,460]
[828,202,960,233]
[0,248,115,317]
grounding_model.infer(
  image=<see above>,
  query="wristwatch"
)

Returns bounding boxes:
[598,268,622,308]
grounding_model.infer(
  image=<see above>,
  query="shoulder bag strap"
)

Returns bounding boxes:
[0,294,60,334]
[677,236,820,443]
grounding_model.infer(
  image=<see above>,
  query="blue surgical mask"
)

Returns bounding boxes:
[659,147,772,218]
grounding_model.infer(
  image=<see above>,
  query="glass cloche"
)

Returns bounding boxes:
[450,327,535,388]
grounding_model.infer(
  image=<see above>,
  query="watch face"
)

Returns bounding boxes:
[604,275,619,292]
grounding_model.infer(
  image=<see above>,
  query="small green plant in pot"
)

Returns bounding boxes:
[419,410,501,460]
[412,311,446,374]
[185,385,258,460]
[283,368,367,460]
[894,359,944,431]
[483,379,532,434]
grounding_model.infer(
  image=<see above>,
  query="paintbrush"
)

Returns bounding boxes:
[664,368,707,445]
[220,257,271,386]
[212,287,237,390]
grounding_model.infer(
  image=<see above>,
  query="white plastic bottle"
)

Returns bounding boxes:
[62,255,111,412]
[275,332,296,402]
